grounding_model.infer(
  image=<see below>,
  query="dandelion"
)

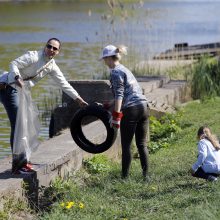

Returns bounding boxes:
[60,202,65,207]
[66,201,75,209]
[79,202,85,209]
[66,204,72,209]
[69,201,75,206]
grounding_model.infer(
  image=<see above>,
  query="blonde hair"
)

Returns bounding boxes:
[198,126,220,150]
[114,45,127,61]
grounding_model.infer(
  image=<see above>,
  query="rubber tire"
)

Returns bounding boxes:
[70,104,117,154]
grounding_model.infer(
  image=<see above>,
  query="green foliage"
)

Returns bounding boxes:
[39,177,75,211]
[149,111,182,153]
[0,198,32,220]
[36,98,220,220]
[0,211,8,220]
[83,155,111,174]
[190,57,220,100]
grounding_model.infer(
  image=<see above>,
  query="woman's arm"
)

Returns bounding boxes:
[114,99,122,112]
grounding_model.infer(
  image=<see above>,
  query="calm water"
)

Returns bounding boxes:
[1,0,220,159]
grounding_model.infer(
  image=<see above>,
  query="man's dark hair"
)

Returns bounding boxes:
[47,38,61,49]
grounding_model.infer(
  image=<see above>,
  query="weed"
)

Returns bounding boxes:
[149,111,182,153]
[83,155,111,174]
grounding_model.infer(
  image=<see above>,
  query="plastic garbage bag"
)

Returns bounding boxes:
[13,82,41,161]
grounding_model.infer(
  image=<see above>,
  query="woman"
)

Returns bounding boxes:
[0,38,88,173]
[191,126,220,181]
[100,44,149,179]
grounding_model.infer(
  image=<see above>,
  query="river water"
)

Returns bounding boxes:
[0,0,220,159]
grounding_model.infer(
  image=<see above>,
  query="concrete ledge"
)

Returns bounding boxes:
[0,120,121,208]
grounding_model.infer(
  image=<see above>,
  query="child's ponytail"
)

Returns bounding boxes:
[114,45,127,61]
[199,126,220,150]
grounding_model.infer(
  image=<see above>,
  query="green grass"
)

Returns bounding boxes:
[35,98,220,220]
[2,98,219,219]
[0,197,34,220]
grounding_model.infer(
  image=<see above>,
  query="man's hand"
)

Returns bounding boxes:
[15,78,24,88]
[110,110,123,129]
[75,97,88,107]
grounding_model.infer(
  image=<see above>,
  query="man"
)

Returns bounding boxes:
[0,38,88,173]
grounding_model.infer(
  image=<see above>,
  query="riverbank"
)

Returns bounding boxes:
[0,76,190,215]
[3,98,220,219]
[34,98,220,220]
[39,98,220,220]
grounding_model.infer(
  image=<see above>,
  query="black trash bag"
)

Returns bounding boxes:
[70,103,117,154]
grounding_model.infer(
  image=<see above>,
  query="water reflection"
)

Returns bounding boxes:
[1,0,220,159]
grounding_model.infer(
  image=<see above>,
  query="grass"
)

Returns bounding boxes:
[34,98,220,220]
[1,98,220,219]
[0,197,35,220]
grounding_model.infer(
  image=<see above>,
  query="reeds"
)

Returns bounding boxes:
[190,56,220,100]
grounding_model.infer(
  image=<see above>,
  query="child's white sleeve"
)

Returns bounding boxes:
[192,141,207,172]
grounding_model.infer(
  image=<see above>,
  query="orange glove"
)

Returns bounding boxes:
[110,111,123,129]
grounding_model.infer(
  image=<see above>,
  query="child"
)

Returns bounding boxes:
[191,126,220,181]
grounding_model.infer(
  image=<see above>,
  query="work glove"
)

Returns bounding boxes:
[110,110,123,129]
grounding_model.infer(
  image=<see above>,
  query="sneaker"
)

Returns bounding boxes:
[207,175,218,182]
[18,163,35,174]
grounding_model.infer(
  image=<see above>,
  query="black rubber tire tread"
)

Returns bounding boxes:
[70,104,117,154]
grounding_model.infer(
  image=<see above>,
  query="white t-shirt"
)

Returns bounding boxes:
[192,138,220,174]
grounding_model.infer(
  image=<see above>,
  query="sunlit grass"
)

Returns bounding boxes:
[0,26,53,32]
[36,98,220,220]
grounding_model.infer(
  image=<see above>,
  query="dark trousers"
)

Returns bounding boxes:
[192,167,218,180]
[0,85,27,171]
[120,102,149,178]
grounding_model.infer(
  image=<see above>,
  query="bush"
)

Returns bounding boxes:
[149,111,182,153]
[83,155,111,174]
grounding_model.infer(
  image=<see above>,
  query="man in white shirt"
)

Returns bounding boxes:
[0,38,88,173]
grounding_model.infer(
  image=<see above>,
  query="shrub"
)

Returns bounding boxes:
[190,57,220,100]
[149,111,182,153]
[83,155,111,174]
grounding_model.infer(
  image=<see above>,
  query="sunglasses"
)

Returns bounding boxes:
[46,44,59,51]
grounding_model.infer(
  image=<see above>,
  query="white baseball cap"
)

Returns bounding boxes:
[100,45,118,59]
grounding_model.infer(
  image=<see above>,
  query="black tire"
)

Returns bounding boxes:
[70,104,117,154]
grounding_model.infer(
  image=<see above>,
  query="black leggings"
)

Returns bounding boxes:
[120,102,149,178]
[192,167,218,180]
